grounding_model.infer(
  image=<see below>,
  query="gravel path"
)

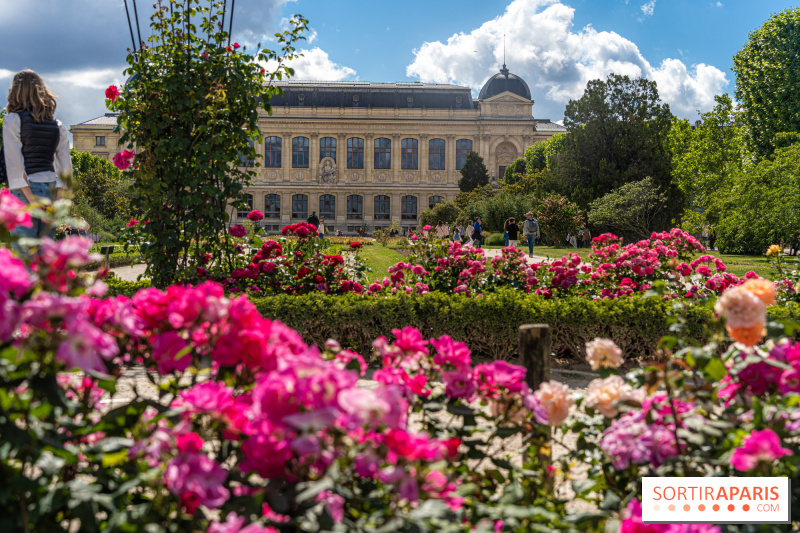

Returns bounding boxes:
[109,263,148,282]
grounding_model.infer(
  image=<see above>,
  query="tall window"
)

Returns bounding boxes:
[429,138,445,170]
[401,195,417,220]
[347,195,363,220]
[429,195,444,209]
[456,139,473,170]
[401,138,418,170]
[374,195,390,220]
[264,136,282,168]
[96,136,105,146]
[374,138,391,169]
[237,193,253,218]
[292,194,308,219]
[292,137,309,168]
[347,137,364,169]
[239,138,255,167]
[264,194,280,219]
[319,137,337,161]
[319,194,336,220]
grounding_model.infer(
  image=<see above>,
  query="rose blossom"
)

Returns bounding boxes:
[112,149,135,170]
[534,380,574,426]
[164,453,230,513]
[247,210,264,221]
[0,188,32,230]
[585,338,623,370]
[585,375,634,418]
[714,285,766,330]
[229,224,247,238]
[0,247,33,297]
[730,429,793,472]
[741,278,777,306]
[105,85,120,101]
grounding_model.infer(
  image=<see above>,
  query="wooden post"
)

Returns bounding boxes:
[518,324,551,391]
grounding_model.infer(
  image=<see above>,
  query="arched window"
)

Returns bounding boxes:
[237,193,253,218]
[347,194,363,220]
[319,137,337,161]
[374,195,390,220]
[264,136,282,168]
[401,195,417,220]
[401,138,418,170]
[264,194,280,219]
[239,138,255,167]
[319,194,336,220]
[292,136,309,168]
[347,137,364,169]
[292,194,308,219]
[429,195,444,209]
[374,138,391,169]
[456,139,473,170]
[429,138,445,170]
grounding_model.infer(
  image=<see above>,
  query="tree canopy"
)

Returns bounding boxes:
[588,177,668,241]
[458,151,490,192]
[733,7,800,159]
[502,158,526,184]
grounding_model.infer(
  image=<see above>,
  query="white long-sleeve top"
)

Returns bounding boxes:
[3,112,72,190]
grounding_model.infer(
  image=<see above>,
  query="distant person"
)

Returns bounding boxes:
[582,227,591,248]
[506,217,519,248]
[473,217,483,249]
[523,212,540,258]
[307,211,320,228]
[3,69,72,243]
[452,225,462,243]
[709,230,717,251]
[456,221,465,243]
[318,219,325,240]
[465,220,474,245]
[79,217,88,237]
[503,219,510,247]
[436,220,447,239]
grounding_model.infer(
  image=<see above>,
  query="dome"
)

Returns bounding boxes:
[478,65,531,100]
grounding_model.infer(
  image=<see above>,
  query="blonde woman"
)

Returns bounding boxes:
[3,69,72,239]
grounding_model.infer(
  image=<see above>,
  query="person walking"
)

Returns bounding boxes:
[3,69,72,244]
[436,220,447,239]
[307,211,320,228]
[473,217,483,249]
[506,217,519,248]
[709,229,717,251]
[503,219,510,247]
[465,220,474,245]
[452,224,462,243]
[582,227,591,249]
[318,219,325,240]
[456,221,465,243]
[522,212,540,258]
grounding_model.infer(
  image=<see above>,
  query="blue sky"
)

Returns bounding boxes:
[1,0,796,132]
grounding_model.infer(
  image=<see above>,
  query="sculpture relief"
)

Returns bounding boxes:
[432,173,442,182]
[268,171,278,181]
[294,171,306,181]
[319,157,337,184]
[350,172,361,182]
[405,173,414,182]
[377,173,388,182]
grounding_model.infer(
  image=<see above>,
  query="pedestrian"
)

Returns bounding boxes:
[456,221,465,243]
[444,221,450,240]
[582,227,591,249]
[465,220,474,245]
[473,217,483,249]
[307,210,320,228]
[503,219,510,247]
[452,225,462,243]
[506,217,519,248]
[522,212,540,258]
[3,69,72,246]
[318,219,325,240]
[577,228,583,248]
[79,217,89,237]
[436,220,447,239]
[709,230,717,251]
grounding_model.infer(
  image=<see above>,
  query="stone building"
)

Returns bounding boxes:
[70,113,124,162]
[71,66,565,234]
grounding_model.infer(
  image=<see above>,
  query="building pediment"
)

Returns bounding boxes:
[482,91,532,104]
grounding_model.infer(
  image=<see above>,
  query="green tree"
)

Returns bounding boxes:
[502,158,526,184]
[714,143,800,254]
[553,73,679,224]
[733,8,800,159]
[588,177,669,240]
[465,191,538,232]
[419,201,464,227]
[458,151,490,192]
[453,184,496,211]
[524,133,567,173]
[70,150,132,221]
[107,0,308,287]
[535,193,585,247]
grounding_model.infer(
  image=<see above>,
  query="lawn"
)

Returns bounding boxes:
[353,245,405,283]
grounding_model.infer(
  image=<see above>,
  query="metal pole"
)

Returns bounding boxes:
[228,0,235,46]
[221,0,227,37]
[132,0,143,48]
[124,0,138,51]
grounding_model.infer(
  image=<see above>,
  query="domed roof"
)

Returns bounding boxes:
[478,65,531,100]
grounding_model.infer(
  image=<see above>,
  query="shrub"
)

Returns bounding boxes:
[465,191,538,232]
[588,177,669,241]
[419,200,463,228]
[535,193,585,246]
[457,151,490,192]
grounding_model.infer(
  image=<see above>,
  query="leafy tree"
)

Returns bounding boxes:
[667,94,749,219]
[588,177,668,241]
[535,194,585,247]
[714,143,800,254]
[465,192,538,232]
[419,201,464,227]
[524,133,567,173]
[501,170,548,196]
[70,150,133,221]
[107,0,308,287]
[453,184,495,210]
[552,73,679,224]
[502,158,526,184]
[733,8,800,159]
[458,151,490,192]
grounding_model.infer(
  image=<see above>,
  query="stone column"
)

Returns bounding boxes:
[392,134,401,183]
[310,132,319,182]
[391,192,402,225]
[447,134,456,184]
[337,133,347,179]
[282,131,292,179]
[365,133,374,182]
[419,134,428,183]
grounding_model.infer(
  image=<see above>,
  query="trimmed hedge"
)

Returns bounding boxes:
[250,291,717,362]
[104,275,151,297]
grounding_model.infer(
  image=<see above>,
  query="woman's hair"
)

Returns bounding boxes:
[6,69,58,122]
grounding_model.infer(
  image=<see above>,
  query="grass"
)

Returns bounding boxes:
[356,245,405,283]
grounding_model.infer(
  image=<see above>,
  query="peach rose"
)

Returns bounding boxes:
[714,285,766,330]
[534,380,574,426]
[585,376,632,418]
[741,278,777,306]
[585,338,624,370]
[727,323,766,347]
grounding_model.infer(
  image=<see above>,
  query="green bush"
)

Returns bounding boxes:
[104,274,151,297]
[487,233,505,246]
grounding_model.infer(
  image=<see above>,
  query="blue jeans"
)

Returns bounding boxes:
[503,231,509,247]
[10,182,56,241]
[526,235,536,255]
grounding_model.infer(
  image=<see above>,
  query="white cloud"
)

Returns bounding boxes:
[263,47,357,81]
[406,0,728,120]
[0,69,13,80]
[714,1,723,7]
[640,0,656,19]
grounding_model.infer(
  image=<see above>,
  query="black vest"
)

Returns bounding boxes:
[18,110,60,176]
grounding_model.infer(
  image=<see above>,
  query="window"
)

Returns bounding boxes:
[237,193,253,218]
[292,194,308,219]
[347,195,363,220]
[374,195,390,220]
[347,137,364,169]
[264,194,280,219]
[374,138,391,169]
[264,136,282,168]
[401,138,418,170]
[429,195,444,209]
[429,138,445,170]
[401,195,417,220]
[239,138,255,167]
[319,137,337,161]
[96,136,106,146]
[456,139,473,170]
[292,137,309,168]
[319,194,336,220]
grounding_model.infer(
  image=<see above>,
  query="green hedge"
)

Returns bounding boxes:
[104,275,151,297]
[250,291,717,362]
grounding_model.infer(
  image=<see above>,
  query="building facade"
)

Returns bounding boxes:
[70,113,124,161]
[71,66,565,234]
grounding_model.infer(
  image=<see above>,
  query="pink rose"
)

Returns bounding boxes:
[0,188,32,230]
[730,429,793,471]
[112,149,135,170]
[534,380,573,426]
[164,453,230,514]
[105,85,120,101]
[0,247,33,298]
[152,331,191,374]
